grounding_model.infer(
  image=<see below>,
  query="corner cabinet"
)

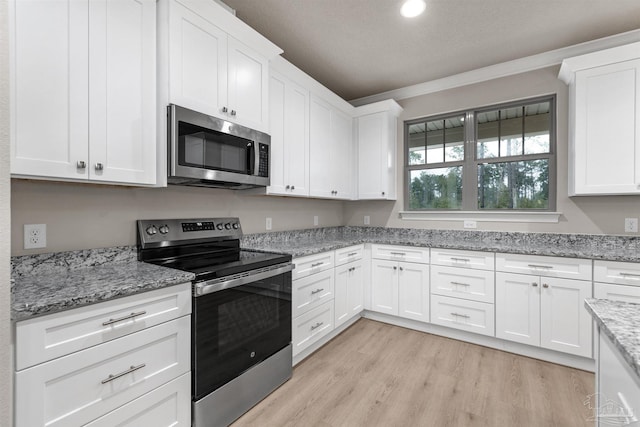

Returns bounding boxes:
[354,100,403,200]
[10,0,157,185]
[267,70,310,196]
[309,95,355,200]
[559,42,640,195]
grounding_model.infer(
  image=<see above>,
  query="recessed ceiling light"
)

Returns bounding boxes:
[401,0,426,18]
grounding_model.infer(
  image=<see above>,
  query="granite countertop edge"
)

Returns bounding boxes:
[585,299,640,381]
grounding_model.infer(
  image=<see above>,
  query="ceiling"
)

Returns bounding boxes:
[221,0,640,102]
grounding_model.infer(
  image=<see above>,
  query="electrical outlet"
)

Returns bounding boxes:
[265,217,272,230]
[313,216,319,226]
[625,218,638,233]
[364,215,371,225]
[24,224,47,249]
[463,220,477,229]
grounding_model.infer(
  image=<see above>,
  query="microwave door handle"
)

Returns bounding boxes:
[248,142,256,175]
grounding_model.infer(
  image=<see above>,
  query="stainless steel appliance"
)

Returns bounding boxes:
[168,104,270,189]
[137,218,293,427]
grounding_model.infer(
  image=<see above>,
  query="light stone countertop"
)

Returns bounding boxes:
[585,299,640,381]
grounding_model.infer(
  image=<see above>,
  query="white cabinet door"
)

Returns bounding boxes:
[572,58,640,195]
[169,0,227,118]
[495,272,540,347]
[334,260,364,328]
[430,265,495,304]
[398,262,429,322]
[357,111,396,200]
[227,36,269,132]
[309,95,334,198]
[331,107,354,199]
[89,0,156,185]
[370,259,398,315]
[594,282,640,303]
[268,71,309,196]
[10,0,89,179]
[540,277,592,358]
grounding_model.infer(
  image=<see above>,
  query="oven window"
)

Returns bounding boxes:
[178,121,253,174]
[193,272,292,399]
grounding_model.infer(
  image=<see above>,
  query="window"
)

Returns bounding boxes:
[405,96,555,211]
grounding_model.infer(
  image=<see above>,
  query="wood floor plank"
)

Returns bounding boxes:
[233,319,595,427]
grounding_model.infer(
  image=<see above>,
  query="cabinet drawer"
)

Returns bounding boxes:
[84,372,191,427]
[594,260,640,286]
[292,300,334,356]
[430,295,495,337]
[371,244,429,264]
[431,249,494,271]
[495,253,592,280]
[293,269,334,317]
[430,265,495,303]
[335,244,364,266]
[16,283,192,370]
[594,282,640,303]
[15,316,190,427]
[293,251,335,280]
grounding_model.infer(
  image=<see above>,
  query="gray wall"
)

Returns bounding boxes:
[11,180,345,255]
[1,0,12,424]
[345,66,640,235]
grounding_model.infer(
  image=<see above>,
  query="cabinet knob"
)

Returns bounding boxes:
[393,266,397,270]
[95,163,104,171]
[399,267,403,271]
[532,283,538,287]
[286,185,290,190]
[543,284,549,288]
[291,185,295,190]
[231,110,237,116]
[382,191,385,196]
[76,161,86,169]
[222,106,228,113]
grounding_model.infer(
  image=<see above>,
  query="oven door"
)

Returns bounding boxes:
[192,264,293,400]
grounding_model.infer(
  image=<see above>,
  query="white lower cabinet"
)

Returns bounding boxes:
[430,295,495,337]
[293,268,334,318]
[495,272,592,358]
[15,316,190,427]
[292,300,334,356]
[594,259,640,303]
[84,372,191,427]
[370,259,429,322]
[334,259,364,328]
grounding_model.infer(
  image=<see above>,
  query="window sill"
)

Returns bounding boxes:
[398,211,562,223]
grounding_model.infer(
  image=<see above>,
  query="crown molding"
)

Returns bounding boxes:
[350,28,640,107]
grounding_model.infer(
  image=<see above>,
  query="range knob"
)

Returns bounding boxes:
[146,225,158,235]
[216,223,224,231]
[232,223,239,230]
[159,225,170,234]
[224,223,232,230]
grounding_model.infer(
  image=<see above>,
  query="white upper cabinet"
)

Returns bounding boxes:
[309,95,354,200]
[167,0,276,134]
[559,42,640,195]
[10,0,157,185]
[355,100,403,200]
[267,70,310,196]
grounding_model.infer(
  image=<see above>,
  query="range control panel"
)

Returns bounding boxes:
[137,217,242,247]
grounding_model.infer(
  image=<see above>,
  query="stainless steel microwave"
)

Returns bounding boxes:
[168,104,270,189]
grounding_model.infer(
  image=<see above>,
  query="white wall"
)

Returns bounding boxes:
[0,0,12,424]
[345,66,640,235]
[11,180,345,255]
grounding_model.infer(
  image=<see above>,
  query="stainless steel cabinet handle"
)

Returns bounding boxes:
[310,322,323,331]
[399,267,403,271]
[451,281,470,287]
[348,252,358,257]
[451,257,470,262]
[76,161,86,169]
[291,186,295,190]
[390,252,406,256]
[102,310,147,326]
[311,288,324,295]
[451,313,470,319]
[311,262,323,268]
[222,106,228,113]
[101,363,146,384]
[231,110,237,116]
[528,264,553,269]
[95,163,104,171]
[382,191,385,196]
[393,266,397,270]
[620,272,640,278]
[543,284,549,288]
[532,283,538,287]
[286,185,290,190]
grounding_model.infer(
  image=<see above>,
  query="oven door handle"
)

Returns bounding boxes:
[194,263,294,297]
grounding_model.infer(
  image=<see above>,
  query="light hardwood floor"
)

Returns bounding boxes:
[233,319,595,427]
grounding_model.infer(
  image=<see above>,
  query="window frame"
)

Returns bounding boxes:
[404,95,557,212]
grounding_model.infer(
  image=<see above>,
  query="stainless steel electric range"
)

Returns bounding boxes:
[137,218,293,427]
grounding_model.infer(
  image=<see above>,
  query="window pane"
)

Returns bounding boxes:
[499,107,523,157]
[409,167,462,209]
[408,123,426,165]
[477,111,498,159]
[426,120,444,164]
[444,116,465,162]
[477,160,549,209]
[524,102,551,154]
